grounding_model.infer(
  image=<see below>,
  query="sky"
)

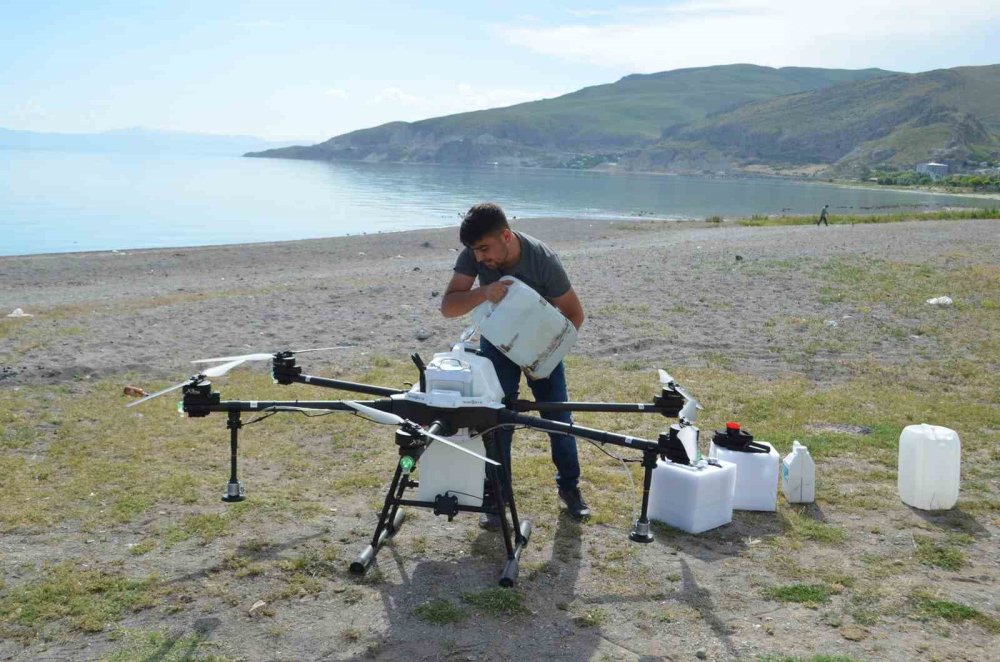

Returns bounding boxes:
[1,1,998,142]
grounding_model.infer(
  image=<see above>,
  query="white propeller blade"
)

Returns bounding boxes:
[202,358,249,377]
[344,401,499,466]
[126,381,186,408]
[679,399,701,423]
[126,358,247,408]
[192,353,273,364]
[420,428,500,466]
[192,346,350,364]
[290,346,350,354]
[657,368,702,419]
[345,400,404,426]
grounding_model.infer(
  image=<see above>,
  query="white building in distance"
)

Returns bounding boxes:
[916,162,949,180]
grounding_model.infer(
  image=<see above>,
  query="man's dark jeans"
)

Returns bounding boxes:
[480,338,580,490]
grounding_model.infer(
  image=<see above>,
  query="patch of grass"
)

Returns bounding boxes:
[572,607,607,627]
[758,656,864,662]
[763,583,834,607]
[460,588,528,617]
[341,626,362,642]
[0,563,156,633]
[128,539,156,556]
[782,508,848,544]
[106,627,235,661]
[413,598,465,625]
[738,208,1000,227]
[164,513,232,546]
[911,591,1000,633]
[914,536,966,570]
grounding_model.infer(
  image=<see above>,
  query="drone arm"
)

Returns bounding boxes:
[182,394,392,417]
[269,354,405,396]
[499,410,663,454]
[278,370,406,397]
[506,393,684,418]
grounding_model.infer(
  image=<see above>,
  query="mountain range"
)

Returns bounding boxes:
[247,63,1000,177]
[0,127,297,156]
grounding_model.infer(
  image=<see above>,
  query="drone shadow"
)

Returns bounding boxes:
[154,531,330,591]
[358,513,607,661]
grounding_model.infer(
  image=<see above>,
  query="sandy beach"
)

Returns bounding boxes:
[1,217,998,661]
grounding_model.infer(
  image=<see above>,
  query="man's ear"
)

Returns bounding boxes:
[500,228,513,243]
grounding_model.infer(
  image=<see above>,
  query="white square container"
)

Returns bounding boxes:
[647,458,736,534]
[709,441,780,511]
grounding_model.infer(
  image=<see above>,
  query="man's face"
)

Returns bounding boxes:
[470,230,511,270]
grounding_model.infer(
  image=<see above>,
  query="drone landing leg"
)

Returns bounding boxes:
[485,437,532,587]
[222,410,246,502]
[629,450,657,543]
[350,463,409,574]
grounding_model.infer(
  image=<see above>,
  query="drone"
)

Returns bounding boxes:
[128,339,704,586]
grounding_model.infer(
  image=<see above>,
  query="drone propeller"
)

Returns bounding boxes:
[657,368,703,421]
[345,401,500,466]
[191,346,351,364]
[126,357,247,408]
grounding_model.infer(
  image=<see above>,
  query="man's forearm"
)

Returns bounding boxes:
[440,287,489,318]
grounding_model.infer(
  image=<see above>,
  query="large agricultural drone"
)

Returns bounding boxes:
[129,339,702,586]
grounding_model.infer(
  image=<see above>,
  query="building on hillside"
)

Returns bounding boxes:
[916,162,949,180]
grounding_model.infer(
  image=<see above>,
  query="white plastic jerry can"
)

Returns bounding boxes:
[708,440,780,512]
[472,277,577,379]
[898,424,961,511]
[781,441,816,504]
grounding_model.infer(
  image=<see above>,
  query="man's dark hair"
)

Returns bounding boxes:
[460,203,509,246]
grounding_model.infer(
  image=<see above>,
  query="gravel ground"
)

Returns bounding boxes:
[1,217,997,662]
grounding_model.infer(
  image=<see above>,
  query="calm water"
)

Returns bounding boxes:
[1,150,993,256]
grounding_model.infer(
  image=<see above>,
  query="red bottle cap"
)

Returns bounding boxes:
[726,421,741,432]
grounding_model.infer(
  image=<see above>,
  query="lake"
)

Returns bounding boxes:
[1,149,993,256]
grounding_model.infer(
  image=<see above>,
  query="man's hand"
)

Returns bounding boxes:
[484,279,512,304]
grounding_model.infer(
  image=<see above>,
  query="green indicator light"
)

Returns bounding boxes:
[400,456,415,472]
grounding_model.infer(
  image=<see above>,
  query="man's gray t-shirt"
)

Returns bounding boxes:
[454,232,571,300]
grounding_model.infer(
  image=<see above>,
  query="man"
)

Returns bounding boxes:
[440,203,590,527]
[817,204,829,226]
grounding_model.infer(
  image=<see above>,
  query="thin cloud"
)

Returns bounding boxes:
[500,1,999,72]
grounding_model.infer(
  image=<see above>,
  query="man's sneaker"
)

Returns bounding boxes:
[479,512,502,530]
[558,487,592,520]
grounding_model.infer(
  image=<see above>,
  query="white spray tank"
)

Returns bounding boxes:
[412,344,505,507]
[898,424,961,510]
[708,422,779,512]
[471,277,577,379]
[781,441,816,504]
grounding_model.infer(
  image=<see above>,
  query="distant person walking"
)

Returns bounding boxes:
[817,204,829,226]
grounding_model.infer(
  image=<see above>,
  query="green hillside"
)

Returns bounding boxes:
[246,63,1000,176]
[657,65,1000,174]
[248,64,892,165]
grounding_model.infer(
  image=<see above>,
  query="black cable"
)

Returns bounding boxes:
[244,411,279,426]
[244,407,336,426]
[441,490,484,502]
